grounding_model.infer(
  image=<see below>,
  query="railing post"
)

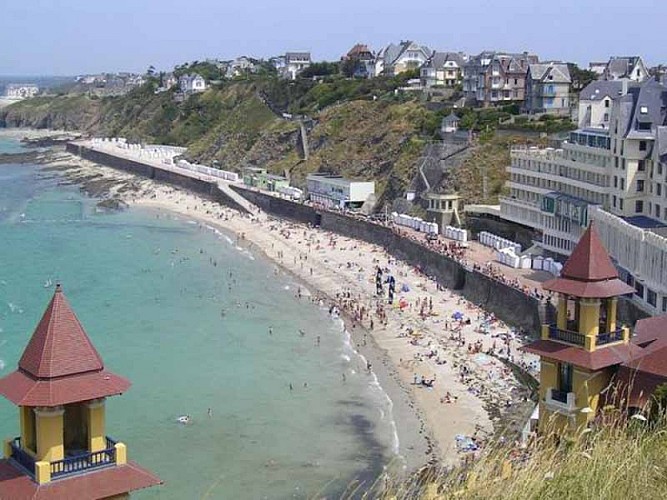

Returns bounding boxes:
[3,439,11,459]
[115,442,127,465]
[35,461,51,484]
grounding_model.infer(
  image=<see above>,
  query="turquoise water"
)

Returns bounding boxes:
[0,138,397,498]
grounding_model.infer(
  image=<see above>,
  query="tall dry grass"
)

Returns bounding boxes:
[353,404,667,500]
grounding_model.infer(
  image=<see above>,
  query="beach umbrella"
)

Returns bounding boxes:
[631,413,647,422]
[452,311,464,320]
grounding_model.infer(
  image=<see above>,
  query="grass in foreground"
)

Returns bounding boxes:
[351,407,667,500]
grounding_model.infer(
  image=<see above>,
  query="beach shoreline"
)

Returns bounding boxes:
[33,147,538,475]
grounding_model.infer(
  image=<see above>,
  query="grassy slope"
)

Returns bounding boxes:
[1,80,534,207]
[374,412,667,499]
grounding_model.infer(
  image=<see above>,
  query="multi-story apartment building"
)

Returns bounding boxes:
[420,52,465,87]
[523,62,571,115]
[462,51,538,106]
[500,77,667,313]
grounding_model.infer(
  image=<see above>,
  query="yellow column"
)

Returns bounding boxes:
[606,298,618,332]
[19,406,35,454]
[34,407,64,463]
[578,299,600,352]
[86,399,106,453]
[557,295,568,329]
[114,442,127,465]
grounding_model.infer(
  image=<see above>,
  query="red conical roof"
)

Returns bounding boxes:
[543,224,635,298]
[18,284,104,378]
[561,224,619,282]
[0,284,130,407]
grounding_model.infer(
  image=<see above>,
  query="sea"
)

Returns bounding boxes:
[0,135,399,498]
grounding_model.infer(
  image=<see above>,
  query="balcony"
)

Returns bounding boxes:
[548,325,585,346]
[545,388,577,413]
[596,328,625,346]
[9,436,118,481]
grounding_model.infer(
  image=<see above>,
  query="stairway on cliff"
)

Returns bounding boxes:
[217,181,258,215]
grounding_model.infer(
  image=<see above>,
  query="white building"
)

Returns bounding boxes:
[420,52,465,87]
[226,56,257,78]
[306,173,375,209]
[601,56,649,82]
[178,74,207,94]
[4,84,39,99]
[375,41,431,77]
[282,52,311,80]
[499,77,667,313]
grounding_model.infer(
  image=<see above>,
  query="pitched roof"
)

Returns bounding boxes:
[19,285,104,379]
[561,224,618,281]
[0,284,131,407]
[522,339,642,370]
[528,62,571,83]
[0,459,161,499]
[542,224,636,297]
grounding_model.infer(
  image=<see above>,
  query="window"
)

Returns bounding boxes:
[605,99,610,108]
[621,178,625,190]
[638,122,651,131]
[622,158,626,170]
[659,163,664,176]
[640,105,648,114]
[656,204,661,218]
[612,195,617,207]
[635,200,644,213]
[640,141,647,151]
[647,289,657,307]
[614,176,618,188]
[663,296,667,313]
[604,113,609,122]
[635,281,645,298]
[620,199,624,210]
[615,157,619,168]
[637,180,645,192]
[638,160,646,171]
[558,363,573,394]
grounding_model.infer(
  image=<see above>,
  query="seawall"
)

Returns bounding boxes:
[67,143,646,334]
[233,184,543,333]
[66,142,250,215]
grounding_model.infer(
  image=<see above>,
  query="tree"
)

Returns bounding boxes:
[146,65,156,77]
[300,62,340,79]
[568,63,598,91]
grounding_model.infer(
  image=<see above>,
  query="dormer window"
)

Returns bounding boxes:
[640,106,648,114]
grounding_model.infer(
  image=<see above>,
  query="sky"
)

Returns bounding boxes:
[0,0,665,76]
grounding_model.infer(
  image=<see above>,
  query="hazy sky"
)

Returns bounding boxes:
[1,0,665,75]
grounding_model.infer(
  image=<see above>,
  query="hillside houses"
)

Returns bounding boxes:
[375,41,431,76]
[281,52,312,80]
[179,73,207,94]
[420,52,465,87]
[342,44,376,78]
[524,62,572,115]
[463,51,538,106]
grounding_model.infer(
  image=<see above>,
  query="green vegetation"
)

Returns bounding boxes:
[0,63,576,207]
[364,406,667,499]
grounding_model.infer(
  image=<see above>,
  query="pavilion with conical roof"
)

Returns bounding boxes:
[0,284,161,498]
[523,224,641,432]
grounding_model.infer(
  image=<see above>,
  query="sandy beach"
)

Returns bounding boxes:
[38,152,539,471]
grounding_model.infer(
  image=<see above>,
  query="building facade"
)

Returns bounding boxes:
[342,44,376,78]
[282,52,312,80]
[420,52,465,87]
[179,73,207,94]
[4,84,39,99]
[463,51,538,106]
[306,173,375,209]
[601,56,649,82]
[524,62,571,115]
[375,41,431,77]
[500,78,667,313]
[524,226,636,433]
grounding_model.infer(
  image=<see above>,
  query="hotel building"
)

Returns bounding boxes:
[500,77,667,314]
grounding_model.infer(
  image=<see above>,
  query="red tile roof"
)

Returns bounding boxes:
[522,339,643,370]
[0,369,130,407]
[615,366,666,407]
[542,225,635,298]
[0,459,162,499]
[18,285,104,379]
[0,285,130,407]
[541,277,635,298]
[561,224,618,282]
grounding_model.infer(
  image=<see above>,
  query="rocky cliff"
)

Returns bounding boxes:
[0,82,425,206]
